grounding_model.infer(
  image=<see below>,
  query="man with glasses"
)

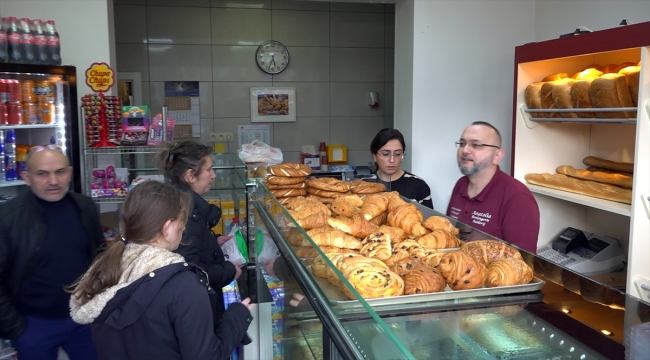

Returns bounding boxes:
[446,122,540,252]
[0,145,104,359]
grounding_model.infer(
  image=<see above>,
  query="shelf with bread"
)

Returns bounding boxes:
[512,21,650,301]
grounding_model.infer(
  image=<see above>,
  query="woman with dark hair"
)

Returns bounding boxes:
[69,181,254,359]
[368,128,433,208]
[153,140,241,323]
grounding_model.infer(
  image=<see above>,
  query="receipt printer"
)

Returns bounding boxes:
[552,227,588,254]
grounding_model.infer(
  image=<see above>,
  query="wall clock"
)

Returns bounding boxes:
[256,40,289,75]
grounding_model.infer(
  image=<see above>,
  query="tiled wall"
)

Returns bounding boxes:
[113,0,395,165]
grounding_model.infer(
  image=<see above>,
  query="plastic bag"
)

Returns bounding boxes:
[221,225,249,264]
[256,226,280,264]
[238,139,283,164]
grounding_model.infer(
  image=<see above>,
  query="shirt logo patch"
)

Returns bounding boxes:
[471,211,492,227]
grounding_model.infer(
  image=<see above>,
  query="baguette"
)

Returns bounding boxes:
[583,156,634,173]
[556,165,632,189]
[524,173,632,204]
[586,166,633,176]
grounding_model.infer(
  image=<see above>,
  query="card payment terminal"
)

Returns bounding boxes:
[537,227,626,276]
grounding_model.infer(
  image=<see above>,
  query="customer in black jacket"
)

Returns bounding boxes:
[154,141,241,322]
[70,181,254,360]
[0,145,104,359]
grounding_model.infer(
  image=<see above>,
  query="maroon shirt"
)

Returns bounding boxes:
[446,167,540,252]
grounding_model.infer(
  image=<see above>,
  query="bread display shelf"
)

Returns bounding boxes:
[526,184,631,217]
[519,105,637,127]
[308,265,545,311]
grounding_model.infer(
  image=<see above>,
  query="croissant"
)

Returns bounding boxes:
[360,232,392,260]
[294,245,359,259]
[438,250,488,290]
[326,253,358,286]
[285,228,306,246]
[341,266,404,299]
[422,216,460,235]
[387,203,427,236]
[330,196,361,218]
[391,257,426,276]
[368,211,388,226]
[377,225,407,244]
[307,230,361,249]
[295,211,329,230]
[460,240,523,265]
[327,213,378,238]
[403,265,447,295]
[485,258,533,287]
[422,249,446,268]
[360,194,389,220]
[385,191,408,211]
[285,196,320,210]
[306,225,334,237]
[417,230,460,249]
[337,256,388,288]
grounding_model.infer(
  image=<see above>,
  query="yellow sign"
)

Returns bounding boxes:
[85,62,115,93]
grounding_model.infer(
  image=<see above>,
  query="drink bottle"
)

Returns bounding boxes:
[0,20,8,63]
[7,17,22,63]
[19,18,35,64]
[45,20,60,65]
[32,19,48,65]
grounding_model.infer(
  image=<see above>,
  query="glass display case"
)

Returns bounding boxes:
[249,182,648,359]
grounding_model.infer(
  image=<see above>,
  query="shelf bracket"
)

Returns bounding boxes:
[519,104,539,129]
[642,191,650,220]
[635,276,650,300]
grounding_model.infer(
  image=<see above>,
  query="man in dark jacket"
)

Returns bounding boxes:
[0,146,105,359]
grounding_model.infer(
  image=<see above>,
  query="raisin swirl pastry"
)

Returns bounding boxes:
[341,266,404,299]
[360,232,392,260]
[336,256,389,288]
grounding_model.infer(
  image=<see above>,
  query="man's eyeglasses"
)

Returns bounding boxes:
[29,144,64,154]
[377,151,404,159]
[455,142,500,150]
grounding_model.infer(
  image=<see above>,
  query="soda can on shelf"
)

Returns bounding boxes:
[0,104,7,125]
[21,102,39,124]
[0,79,8,103]
[7,80,20,102]
[6,102,21,125]
[35,81,55,103]
[20,80,35,102]
[40,101,54,124]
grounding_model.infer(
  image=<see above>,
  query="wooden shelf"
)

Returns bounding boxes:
[527,184,631,217]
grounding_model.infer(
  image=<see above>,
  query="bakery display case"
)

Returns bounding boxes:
[249,182,643,359]
[511,22,650,301]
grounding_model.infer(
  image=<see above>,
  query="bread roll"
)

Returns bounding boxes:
[551,78,578,118]
[583,156,634,173]
[542,72,568,82]
[556,165,632,189]
[569,79,596,118]
[614,62,636,74]
[585,63,604,72]
[618,66,640,106]
[524,82,545,118]
[574,68,603,80]
[602,63,619,74]
[590,74,635,118]
[255,165,267,178]
[524,173,632,204]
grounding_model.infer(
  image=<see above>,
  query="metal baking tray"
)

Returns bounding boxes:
[308,266,545,310]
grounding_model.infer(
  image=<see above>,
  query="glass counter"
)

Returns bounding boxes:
[249,180,649,359]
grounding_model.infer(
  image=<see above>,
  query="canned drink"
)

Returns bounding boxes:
[21,102,39,124]
[7,80,21,102]
[40,102,54,124]
[0,79,8,103]
[0,104,6,125]
[6,102,21,124]
[21,80,35,103]
[35,81,55,103]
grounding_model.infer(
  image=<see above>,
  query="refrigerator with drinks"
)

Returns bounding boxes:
[0,63,80,200]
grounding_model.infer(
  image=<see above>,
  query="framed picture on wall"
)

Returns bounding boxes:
[250,87,296,122]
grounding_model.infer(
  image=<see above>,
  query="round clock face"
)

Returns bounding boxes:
[256,40,289,74]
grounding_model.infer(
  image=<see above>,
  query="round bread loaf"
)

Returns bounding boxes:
[255,165,268,178]
[271,188,307,198]
[307,177,350,193]
[268,163,312,177]
[350,180,386,194]
[307,187,352,198]
[267,176,306,185]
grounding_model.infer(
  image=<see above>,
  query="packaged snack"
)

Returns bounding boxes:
[120,105,149,146]
[146,113,175,146]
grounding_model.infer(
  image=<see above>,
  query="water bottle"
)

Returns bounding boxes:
[0,130,5,182]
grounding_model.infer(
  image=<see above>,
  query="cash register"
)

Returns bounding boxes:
[537,227,626,276]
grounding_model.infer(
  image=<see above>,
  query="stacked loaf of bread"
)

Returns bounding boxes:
[525,61,641,119]
[311,237,532,299]
[263,162,312,205]
[525,155,634,204]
